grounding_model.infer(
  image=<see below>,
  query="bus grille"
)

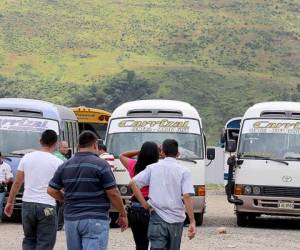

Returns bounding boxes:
[263,186,300,198]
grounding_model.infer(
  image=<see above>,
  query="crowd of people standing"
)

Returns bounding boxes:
[2,129,196,250]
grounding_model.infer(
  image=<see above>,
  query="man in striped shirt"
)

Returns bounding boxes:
[48,131,128,250]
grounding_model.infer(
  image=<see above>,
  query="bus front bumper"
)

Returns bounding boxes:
[235,195,300,216]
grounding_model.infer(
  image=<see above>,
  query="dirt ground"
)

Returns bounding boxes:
[1,189,300,250]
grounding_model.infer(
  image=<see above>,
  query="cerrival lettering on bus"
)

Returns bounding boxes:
[253,121,300,129]
[118,119,190,129]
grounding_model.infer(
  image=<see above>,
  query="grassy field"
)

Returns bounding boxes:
[0,0,299,143]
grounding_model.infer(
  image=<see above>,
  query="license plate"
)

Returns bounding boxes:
[278,201,294,209]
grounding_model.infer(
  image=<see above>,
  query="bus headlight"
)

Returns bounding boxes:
[118,185,130,196]
[252,186,261,195]
[243,185,252,195]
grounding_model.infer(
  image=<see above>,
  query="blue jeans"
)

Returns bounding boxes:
[65,219,110,250]
[0,191,5,221]
[22,202,57,250]
[148,212,184,250]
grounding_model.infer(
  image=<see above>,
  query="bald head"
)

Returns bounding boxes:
[59,141,69,155]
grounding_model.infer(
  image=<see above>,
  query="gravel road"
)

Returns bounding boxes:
[1,189,300,250]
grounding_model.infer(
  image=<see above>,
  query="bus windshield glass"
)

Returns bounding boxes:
[106,118,203,159]
[239,119,300,160]
[0,116,59,155]
[78,123,108,140]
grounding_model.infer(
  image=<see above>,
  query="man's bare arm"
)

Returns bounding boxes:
[183,194,195,223]
[183,193,196,240]
[105,187,127,215]
[105,187,128,231]
[47,187,64,202]
[4,171,24,217]
[6,171,24,204]
[128,180,149,209]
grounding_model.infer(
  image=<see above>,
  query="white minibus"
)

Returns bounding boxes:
[105,99,215,226]
[226,102,300,226]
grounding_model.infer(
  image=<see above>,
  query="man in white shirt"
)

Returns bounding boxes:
[5,130,63,250]
[0,152,13,222]
[129,139,196,250]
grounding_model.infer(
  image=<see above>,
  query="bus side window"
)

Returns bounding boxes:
[63,121,69,148]
[72,121,78,153]
[67,122,74,155]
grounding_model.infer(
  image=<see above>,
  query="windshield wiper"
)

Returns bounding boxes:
[241,154,289,166]
[177,158,197,164]
[285,156,300,161]
[7,152,25,156]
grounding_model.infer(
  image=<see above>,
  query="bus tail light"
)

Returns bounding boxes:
[234,185,242,195]
[195,185,205,196]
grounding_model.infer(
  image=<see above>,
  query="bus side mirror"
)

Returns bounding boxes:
[226,140,237,153]
[206,148,215,161]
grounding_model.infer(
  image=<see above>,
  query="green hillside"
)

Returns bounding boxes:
[0,0,299,143]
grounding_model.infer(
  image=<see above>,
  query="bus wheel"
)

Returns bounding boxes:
[195,212,204,226]
[247,214,257,225]
[109,212,120,228]
[236,212,248,227]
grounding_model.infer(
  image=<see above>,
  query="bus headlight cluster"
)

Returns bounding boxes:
[118,185,132,196]
[242,185,261,195]
[253,186,261,195]
[244,185,252,195]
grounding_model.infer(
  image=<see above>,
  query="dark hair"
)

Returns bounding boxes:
[135,141,159,175]
[97,141,107,151]
[40,130,58,146]
[79,131,98,148]
[162,139,178,157]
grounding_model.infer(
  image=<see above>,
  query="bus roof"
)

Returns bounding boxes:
[0,98,77,121]
[111,99,202,123]
[244,102,300,118]
[71,106,111,116]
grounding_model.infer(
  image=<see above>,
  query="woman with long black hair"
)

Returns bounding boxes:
[120,141,160,250]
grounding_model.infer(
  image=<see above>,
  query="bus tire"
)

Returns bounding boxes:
[109,212,120,228]
[236,212,248,227]
[195,212,204,226]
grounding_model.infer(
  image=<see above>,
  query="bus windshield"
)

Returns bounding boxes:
[106,132,203,159]
[239,119,300,160]
[78,123,108,140]
[0,116,59,155]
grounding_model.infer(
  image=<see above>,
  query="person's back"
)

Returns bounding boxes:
[22,151,63,206]
[129,139,196,250]
[52,152,112,221]
[146,158,190,223]
[5,129,63,250]
[48,131,128,250]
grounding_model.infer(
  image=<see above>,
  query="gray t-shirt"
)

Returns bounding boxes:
[134,157,195,223]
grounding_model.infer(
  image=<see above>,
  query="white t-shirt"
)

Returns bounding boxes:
[0,162,13,183]
[18,151,63,206]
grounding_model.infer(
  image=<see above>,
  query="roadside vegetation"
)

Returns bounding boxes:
[0,0,299,143]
